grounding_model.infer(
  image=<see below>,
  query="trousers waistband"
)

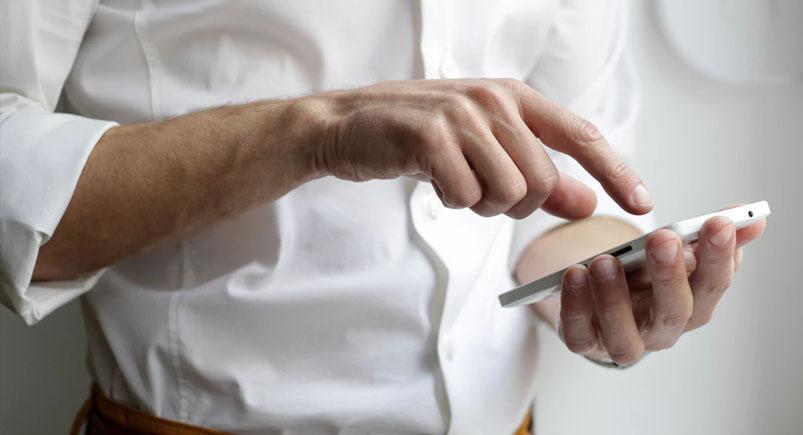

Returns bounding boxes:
[71,383,229,435]
[71,383,533,434]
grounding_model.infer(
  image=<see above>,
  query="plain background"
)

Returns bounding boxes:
[533,1,803,435]
[1,1,801,434]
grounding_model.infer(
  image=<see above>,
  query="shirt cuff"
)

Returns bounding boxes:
[0,106,117,324]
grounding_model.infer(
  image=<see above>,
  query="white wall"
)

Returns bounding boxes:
[1,1,801,434]
[534,1,803,434]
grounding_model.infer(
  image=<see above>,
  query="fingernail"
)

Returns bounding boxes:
[566,266,587,286]
[591,258,617,282]
[709,225,734,247]
[631,184,653,208]
[651,239,678,264]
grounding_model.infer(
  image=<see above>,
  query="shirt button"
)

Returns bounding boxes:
[445,335,459,360]
[439,59,458,78]
[426,197,442,220]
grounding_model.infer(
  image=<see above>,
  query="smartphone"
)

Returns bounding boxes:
[498,201,771,308]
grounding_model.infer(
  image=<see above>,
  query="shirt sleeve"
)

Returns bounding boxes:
[0,0,117,325]
[509,0,656,268]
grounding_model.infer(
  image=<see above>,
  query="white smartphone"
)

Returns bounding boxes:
[498,201,771,308]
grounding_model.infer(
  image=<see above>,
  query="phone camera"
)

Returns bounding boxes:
[748,210,754,218]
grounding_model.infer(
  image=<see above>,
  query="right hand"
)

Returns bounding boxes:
[307,78,653,220]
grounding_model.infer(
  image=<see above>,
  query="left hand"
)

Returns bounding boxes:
[556,216,766,366]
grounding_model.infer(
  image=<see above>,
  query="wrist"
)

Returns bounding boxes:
[280,94,342,181]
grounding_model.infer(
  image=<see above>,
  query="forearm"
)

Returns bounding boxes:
[33,99,325,281]
[514,216,643,328]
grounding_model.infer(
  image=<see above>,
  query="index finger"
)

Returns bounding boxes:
[515,85,653,215]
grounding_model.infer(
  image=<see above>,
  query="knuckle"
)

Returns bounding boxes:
[498,77,522,88]
[448,185,482,209]
[609,160,632,183]
[700,249,734,267]
[565,337,596,354]
[490,173,527,205]
[656,310,692,330]
[654,273,687,289]
[686,313,713,331]
[504,205,535,220]
[470,200,502,217]
[561,310,592,323]
[494,77,526,93]
[506,176,529,203]
[445,93,478,119]
[646,336,678,352]
[415,115,449,148]
[531,166,559,197]
[648,229,677,244]
[570,116,603,144]
[465,81,510,108]
[595,301,631,319]
[698,277,731,297]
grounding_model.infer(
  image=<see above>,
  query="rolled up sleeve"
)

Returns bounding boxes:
[510,0,655,267]
[0,0,116,324]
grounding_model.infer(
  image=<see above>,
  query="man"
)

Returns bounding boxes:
[0,0,765,434]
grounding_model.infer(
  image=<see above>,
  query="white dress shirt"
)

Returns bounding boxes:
[0,0,653,433]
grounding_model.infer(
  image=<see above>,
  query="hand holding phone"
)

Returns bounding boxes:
[500,201,771,307]
[500,202,769,365]
[500,201,770,366]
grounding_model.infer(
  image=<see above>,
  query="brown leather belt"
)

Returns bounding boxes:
[70,384,229,435]
[72,383,533,434]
